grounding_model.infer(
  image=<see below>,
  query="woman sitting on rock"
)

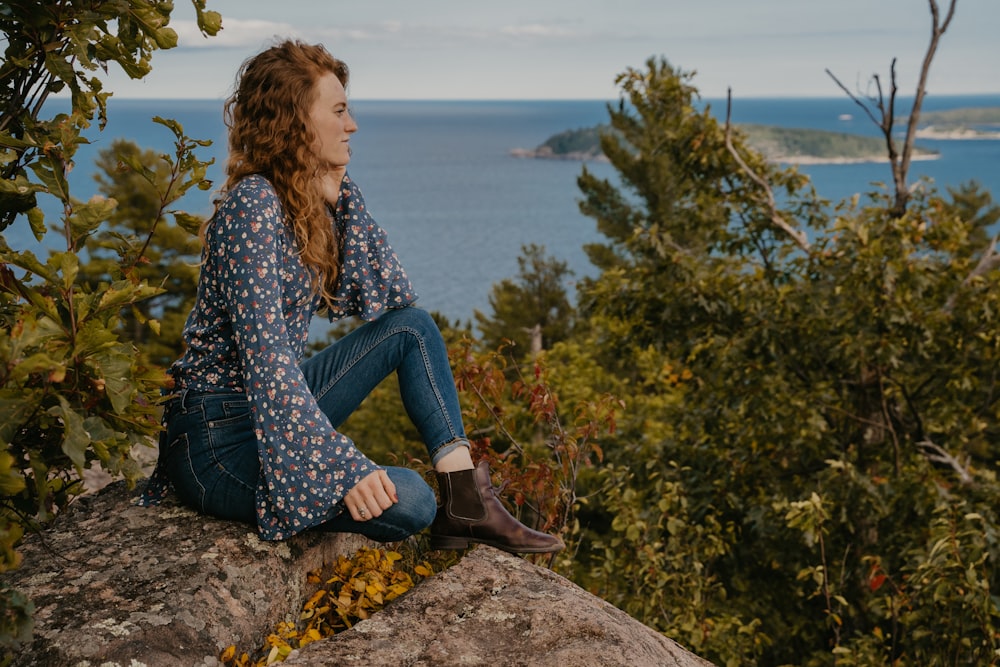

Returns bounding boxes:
[139,39,562,554]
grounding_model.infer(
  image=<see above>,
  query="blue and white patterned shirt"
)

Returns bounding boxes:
[139,173,417,540]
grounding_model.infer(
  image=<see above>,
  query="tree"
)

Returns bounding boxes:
[0,0,220,654]
[564,1,1000,663]
[79,139,204,367]
[474,243,575,359]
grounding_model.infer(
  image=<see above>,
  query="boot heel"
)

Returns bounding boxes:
[430,534,471,550]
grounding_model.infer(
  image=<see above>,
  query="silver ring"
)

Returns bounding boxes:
[358,506,367,518]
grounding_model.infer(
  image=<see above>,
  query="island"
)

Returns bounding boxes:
[911,107,1000,139]
[511,123,944,165]
[513,107,1000,164]
[738,124,939,164]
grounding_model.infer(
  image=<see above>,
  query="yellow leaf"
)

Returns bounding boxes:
[414,564,432,577]
[220,645,236,662]
[386,550,403,562]
[300,628,322,647]
[303,590,325,610]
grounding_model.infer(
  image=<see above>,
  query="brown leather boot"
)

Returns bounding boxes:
[430,461,564,553]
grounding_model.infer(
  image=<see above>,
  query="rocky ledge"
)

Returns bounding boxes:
[9,482,713,667]
[8,482,370,666]
[285,546,714,667]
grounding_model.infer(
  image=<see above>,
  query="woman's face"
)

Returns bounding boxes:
[307,71,357,169]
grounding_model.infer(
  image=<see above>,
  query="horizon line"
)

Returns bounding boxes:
[79,91,1000,104]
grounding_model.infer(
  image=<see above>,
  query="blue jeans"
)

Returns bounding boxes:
[161,307,467,542]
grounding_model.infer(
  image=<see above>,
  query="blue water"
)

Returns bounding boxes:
[10,95,1000,325]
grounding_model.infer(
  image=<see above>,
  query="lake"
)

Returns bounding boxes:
[10,94,1000,325]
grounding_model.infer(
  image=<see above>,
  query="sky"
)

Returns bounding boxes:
[106,0,999,100]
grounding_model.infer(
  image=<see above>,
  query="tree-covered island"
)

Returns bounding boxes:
[915,106,1000,139]
[512,107,1000,164]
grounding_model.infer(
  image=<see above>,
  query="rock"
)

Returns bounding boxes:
[283,546,715,667]
[8,481,370,667]
[9,485,715,667]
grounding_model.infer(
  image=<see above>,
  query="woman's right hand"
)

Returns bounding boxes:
[344,469,397,521]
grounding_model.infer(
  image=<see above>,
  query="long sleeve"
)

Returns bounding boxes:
[326,174,417,321]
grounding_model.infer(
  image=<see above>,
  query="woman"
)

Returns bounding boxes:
[139,40,563,554]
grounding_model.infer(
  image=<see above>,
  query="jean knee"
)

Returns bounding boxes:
[385,467,437,533]
[387,306,438,338]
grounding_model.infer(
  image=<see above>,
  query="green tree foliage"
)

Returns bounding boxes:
[566,50,1000,666]
[0,0,220,655]
[474,243,575,359]
[79,139,204,367]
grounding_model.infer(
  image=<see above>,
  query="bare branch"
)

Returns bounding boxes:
[825,68,882,127]
[723,89,811,254]
[826,0,957,218]
[896,0,959,216]
[944,233,1000,313]
[825,62,903,210]
[917,439,973,485]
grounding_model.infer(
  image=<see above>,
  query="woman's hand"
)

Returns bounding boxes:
[318,166,348,205]
[344,469,397,521]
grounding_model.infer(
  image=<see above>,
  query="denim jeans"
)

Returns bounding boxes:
[161,306,466,542]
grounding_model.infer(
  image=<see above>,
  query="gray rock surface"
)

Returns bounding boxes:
[8,481,369,667]
[283,546,715,667]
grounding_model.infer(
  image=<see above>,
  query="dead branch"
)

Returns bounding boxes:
[826,0,958,218]
[943,232,1000,313]
[917,439,973,484]
[826,64,900,174]
[897,0,958,216]
[723,89,811,254]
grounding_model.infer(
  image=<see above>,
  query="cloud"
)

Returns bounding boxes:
[172,18,300,47]
[499,23,577,39]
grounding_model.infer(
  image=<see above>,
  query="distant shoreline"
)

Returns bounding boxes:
[915,127,1000,140]
[777,153,941,165]
[509,147,608,162]
[509,148,942,166]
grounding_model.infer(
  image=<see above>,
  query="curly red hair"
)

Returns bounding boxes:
[216,40,349,308]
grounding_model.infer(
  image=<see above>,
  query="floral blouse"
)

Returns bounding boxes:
[138,173,417,540]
